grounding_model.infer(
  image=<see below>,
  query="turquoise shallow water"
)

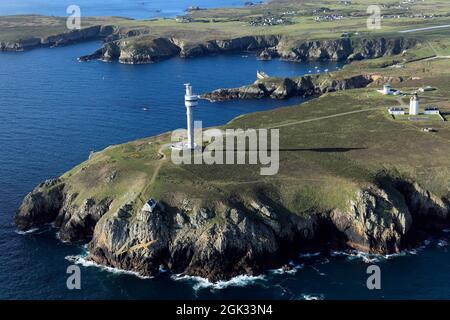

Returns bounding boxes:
[1,1,450,300]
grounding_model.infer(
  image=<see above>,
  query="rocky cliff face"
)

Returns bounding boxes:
[258,37,416,62]
[0,25,115,52]
[14,175,450,280]
[15,178,112,242]
[173,35,281,58]
[203,74,374,101]
[79,35,280,64]
[79,35,415,65]
[79,37,181,64]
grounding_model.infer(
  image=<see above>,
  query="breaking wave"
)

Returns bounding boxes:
[171,274,266,291]
[15,228,39,235]
[330,239,433,263]
[270,261,304,275]
[301,294,325,300]
[299,252,321,258]
[438,239,448,247]
[65,253,153,280]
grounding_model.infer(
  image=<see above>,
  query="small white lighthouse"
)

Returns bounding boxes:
[410,93,420,115]
[184,83,199,149]
[383,83,392,95]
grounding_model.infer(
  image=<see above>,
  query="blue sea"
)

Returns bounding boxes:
[0,0,249,19]
[1,1,450,300]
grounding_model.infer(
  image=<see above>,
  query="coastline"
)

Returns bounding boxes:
[2,0,449,296]
[13,84,450,280]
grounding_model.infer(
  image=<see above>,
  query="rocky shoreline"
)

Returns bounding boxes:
[14,173,450,281]
[202,74,377,101]
[0,25,116,52]
[78,35,416,65]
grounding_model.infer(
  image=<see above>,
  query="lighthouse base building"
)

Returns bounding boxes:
[409,93,420,116]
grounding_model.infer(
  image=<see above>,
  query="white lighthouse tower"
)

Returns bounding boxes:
[184,83,199,149]
[410,92,420,115]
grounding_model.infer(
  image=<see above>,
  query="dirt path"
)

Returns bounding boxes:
[149,144,169,186]
[399,24,450,34]
[268,106,385,129]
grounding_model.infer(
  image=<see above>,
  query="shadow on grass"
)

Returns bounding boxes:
[279,147,367,153]
[202,147,366,153]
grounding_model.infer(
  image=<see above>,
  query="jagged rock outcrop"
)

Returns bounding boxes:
[331,186,412,253]
[14,178,65,230]
[0,25,115,52]
[258,37,416,62]
[14,172,450,280]
[88,199,319,280]
[173,35,281,58]
[203,74,374,101]
[54,197,113,242]
[15,180,112,242]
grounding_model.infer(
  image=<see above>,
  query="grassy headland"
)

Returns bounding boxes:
[10,0,450,280]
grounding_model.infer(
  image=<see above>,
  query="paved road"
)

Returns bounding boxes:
[269,106,385,129]
[399,24,450,33]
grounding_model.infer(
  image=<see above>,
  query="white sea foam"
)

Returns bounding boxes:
[159,265,168,273]
[270,261,303,275]
[65,254,152,279]
[310,266,326,276]
[171,274,266,291]
[299,252,321,258]
[331,246,430,263]
[55,231,71,243]
[330,250,380,263]
[15,228,39,235]
[301,294,325,301]
[438,240,448,247]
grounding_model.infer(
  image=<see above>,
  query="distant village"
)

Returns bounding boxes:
[177,0,441,25]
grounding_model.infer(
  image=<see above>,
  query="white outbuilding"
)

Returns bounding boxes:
[388,107,405,115]
[424,106,440,115]
[378,83,400,95]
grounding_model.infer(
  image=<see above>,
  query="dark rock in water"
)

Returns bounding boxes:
[282,264,293,272]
